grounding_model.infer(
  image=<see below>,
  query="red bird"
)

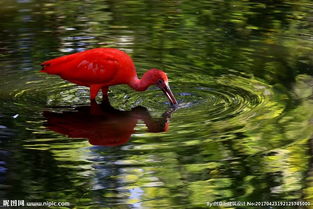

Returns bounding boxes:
[41,48,177,105]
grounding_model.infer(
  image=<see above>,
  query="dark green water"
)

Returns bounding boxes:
[1,0,313,208]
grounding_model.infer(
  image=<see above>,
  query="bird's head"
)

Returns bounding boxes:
[144,69,178,106]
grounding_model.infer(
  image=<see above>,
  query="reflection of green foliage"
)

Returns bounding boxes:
[1,0,313,208]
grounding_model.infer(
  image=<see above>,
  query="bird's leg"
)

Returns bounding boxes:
[101,87,109,103]
[90,85,102,101]
[90,99,103,115]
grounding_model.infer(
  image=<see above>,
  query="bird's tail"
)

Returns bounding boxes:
[39,58,64,75]
[40,53,77,75]
[40,62,50,73]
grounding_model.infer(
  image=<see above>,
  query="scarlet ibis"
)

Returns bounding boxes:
[43,101,172,146]
[41,48,177,105]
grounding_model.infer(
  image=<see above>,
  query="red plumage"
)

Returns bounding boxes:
[41,48,178,105]
[41,48,136,86]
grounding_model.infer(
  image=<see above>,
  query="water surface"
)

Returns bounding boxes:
[1,0,313,208]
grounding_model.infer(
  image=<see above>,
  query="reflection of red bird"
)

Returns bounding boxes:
[41,48,177,105]
[43,101,173,146]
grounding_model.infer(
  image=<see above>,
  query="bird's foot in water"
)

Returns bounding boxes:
[101,95,110,105]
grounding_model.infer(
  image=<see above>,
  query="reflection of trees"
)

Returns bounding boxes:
[5,146,90,203]
[1,0,313,207]
[154,75,313,207]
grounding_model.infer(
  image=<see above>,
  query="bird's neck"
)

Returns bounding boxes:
[128,76,152,91]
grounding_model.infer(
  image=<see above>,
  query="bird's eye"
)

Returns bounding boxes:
[157,79,163,84]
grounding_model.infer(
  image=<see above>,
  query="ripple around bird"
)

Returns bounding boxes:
[10,73,271,123]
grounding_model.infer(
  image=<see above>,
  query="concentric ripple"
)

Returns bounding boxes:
[8,72,278,147]
[178,83,262,122]
[105,74,270,123]
[10,73,271,124]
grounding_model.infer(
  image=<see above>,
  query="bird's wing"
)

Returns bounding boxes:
[41,50,120,84]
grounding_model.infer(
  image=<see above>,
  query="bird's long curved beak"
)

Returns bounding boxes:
[159,83,178,106]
